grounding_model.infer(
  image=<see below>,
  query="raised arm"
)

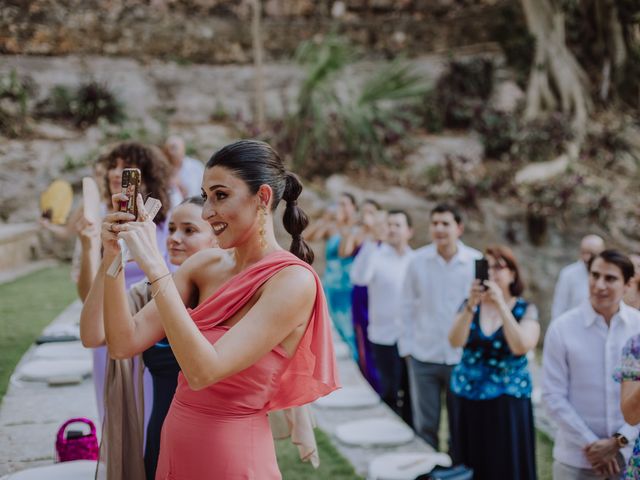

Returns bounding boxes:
[149,263,315,390]
[449,280,483,348]
[80,258,108,347]
[349,240,378,286]
[75,216,101,302]
[500,302,540,355]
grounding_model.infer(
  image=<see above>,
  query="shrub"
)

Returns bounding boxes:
[472,108,518,159]
[420,58,495,130]
[512,113,574,162]
[37,81,125,128]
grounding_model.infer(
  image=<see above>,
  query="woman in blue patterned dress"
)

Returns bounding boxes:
[616,334,640,479]
[448,245,540,480]
[305,193,358,357]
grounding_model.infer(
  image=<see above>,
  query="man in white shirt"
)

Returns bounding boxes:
[551,234,605,319]
[164,135,206,200]
[350,210,414,421]
[400,204,481,449]
[543,249,640,480]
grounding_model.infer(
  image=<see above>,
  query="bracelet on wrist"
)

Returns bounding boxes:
[146,271,171,286]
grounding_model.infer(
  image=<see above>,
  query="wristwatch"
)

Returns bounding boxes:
[613,433,629,448]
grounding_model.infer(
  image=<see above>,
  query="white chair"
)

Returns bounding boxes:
[15,359,91,385]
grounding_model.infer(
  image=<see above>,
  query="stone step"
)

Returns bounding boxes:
[0,223,41,274]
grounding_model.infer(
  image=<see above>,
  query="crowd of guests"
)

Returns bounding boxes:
[309,196,640,480]
[39,138,640,479]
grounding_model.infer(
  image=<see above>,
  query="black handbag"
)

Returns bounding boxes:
[416,465,474,480]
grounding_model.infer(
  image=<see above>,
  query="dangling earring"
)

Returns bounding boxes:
[259,204,267,249]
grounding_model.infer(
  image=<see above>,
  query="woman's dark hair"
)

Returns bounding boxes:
[341,192,357,209]
[100,142,171,224]
[179,195,205,207]
[588,249,635,283]
[206,140,314,264]
[363,198,382,210]
[485,244,525,297]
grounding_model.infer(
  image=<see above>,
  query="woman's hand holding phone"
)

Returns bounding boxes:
[115,194,166,280]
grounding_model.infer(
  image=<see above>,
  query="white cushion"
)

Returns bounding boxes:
[336,418,414,447]
[16,359,92,383]
[1,460,97,479]
[368,452,452,480]
[315,386,380,409]
[32,342,90,361]
[41,323,80,338]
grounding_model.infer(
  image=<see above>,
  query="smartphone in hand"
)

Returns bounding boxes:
[475,258,489,289]
[119,168,141,217]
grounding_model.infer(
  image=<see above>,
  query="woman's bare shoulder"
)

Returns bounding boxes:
[179,248,230,277]
[265,263,317,300]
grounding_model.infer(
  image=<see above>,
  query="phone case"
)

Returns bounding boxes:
[119,168,141,217]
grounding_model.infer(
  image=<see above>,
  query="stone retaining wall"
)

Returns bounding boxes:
[1,1,504,63]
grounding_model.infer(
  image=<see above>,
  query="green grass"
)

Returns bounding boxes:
[0,264,77,401]
[276,428,362,479]
[536,429,554,480]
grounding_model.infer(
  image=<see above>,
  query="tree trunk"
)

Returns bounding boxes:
[251,0,266,132]
[520,0,591,147]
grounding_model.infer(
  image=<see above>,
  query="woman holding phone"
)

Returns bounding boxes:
[448,245,540,480]
[101,140,338,479]
[81,196,216,479]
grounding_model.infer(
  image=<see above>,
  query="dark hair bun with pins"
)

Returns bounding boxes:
[207,140,314,264]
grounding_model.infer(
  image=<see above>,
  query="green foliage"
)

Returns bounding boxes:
[472,108,518,159]
[0,265,77,401]
[37,81,125,128]
[0,69,36,137]
[289,34,428,173]
[276,428,362,479]
[513,114,574,163]
[421,58,494,131]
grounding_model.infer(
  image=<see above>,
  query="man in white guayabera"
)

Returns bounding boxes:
[543,249,640,480]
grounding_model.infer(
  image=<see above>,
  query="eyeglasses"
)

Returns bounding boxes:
[488,263,508,272]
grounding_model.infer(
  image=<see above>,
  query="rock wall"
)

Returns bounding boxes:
[1,0,503,63]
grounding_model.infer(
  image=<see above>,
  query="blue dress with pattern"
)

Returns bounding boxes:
[614,334,640,479]
[322,234,356,359]
[449,298,537,480]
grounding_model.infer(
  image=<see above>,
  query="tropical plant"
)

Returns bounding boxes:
[288,34,428,173]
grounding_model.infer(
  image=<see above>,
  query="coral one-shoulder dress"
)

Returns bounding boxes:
[155,251,340,479]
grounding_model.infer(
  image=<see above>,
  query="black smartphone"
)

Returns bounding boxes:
[475,258,489,287]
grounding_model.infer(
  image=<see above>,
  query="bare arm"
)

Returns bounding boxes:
[484,281,540,356]
[149,263,316,390]
[621,381,640,425]
[449,280,483,348]
[80,258,108,347]
[500,303,540,356]
[75,218,101,302]
[304,218,332,242]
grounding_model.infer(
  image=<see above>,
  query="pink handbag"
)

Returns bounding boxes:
[55,417,99,462]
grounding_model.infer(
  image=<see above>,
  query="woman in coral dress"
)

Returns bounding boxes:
[101,139,340,479]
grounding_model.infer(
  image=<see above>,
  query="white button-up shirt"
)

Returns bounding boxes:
[542,301,640,469]
[179,156,206,198]
[551,260,590,320]
[350,241,413,346]
[399,241,482,364]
